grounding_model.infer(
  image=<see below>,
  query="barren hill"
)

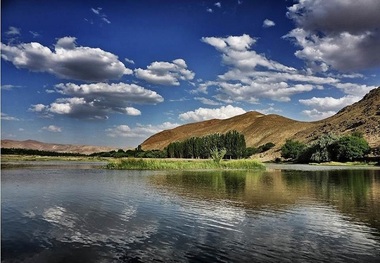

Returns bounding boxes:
[294,87,380,147]
[1,139,118,155]
[142,87,380,151]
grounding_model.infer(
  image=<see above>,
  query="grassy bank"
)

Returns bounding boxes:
[106,158,265,170]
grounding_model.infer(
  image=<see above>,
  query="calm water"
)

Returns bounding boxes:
[2,162,380,262]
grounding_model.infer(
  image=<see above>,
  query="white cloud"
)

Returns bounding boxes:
[194,97,221,106]
[5,26,20,36]
[91,7,111,24]
[202,34,296,72]
[334,83,377,97]
[299,95,360,112]
[198,33,374,106]
[42,125,62,133]
[124,107,141,116]
[54,82,163,104]
[1,112,19,121]
[125,58,135,64]
[32,82,163,119]
[286,0,380,71]
[1,84,22,90]
[1,37,131,82]
[179,105,246,122]
[302,109,337,120]
[298,84,377,119]
[135,59,195,86]
[206,8,213,13]
[106,122,179,138]
[29,104,47,112]
[263,19,275,28]
[214,2,221,8]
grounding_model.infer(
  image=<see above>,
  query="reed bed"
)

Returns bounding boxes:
[106,158,265,170]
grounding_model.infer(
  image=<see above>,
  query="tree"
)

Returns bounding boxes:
[332,135,370,161]
[210,147,226,164]
[309,133,338,163]
[281,140,306,161]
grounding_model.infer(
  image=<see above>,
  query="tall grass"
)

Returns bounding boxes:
[106,158,265,170]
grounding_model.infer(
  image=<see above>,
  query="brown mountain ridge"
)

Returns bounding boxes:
[1,139,118,155]
[142,87,380,153]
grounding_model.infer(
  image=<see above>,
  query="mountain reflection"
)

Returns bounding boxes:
[150,169,380,230]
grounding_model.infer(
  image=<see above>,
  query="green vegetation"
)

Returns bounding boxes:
[281,132,371,163]
[166,130,246,159]
[1,148,86,157]
[210,147,227,164]
[106,158,265,170]
[90,148,166,158]
[280,140,306,161]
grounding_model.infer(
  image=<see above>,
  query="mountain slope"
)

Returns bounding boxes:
[1,139,118,155]
[141,111,315,150]
[142,87,380,151]
[294,87,380,147]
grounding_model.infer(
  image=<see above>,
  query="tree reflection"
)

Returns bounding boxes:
[150,169,380,230]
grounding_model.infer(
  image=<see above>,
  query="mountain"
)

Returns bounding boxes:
[141,87,380,154]
[294,87,380,147]
[1,139,119,155]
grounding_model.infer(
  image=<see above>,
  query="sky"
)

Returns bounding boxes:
[1,0,379,148]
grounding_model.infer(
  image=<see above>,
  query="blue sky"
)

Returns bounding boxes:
[2,0,379,148]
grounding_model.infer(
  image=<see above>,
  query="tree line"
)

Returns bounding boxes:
[165,130,271,159]
[1,148,85,157]
[281,132,372,163]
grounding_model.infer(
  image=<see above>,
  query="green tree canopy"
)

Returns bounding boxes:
[332,135,370,161]
[281,139,306,160]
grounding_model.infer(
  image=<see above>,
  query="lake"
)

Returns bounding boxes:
[2,162,380,262]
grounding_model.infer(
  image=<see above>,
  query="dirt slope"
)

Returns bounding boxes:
[142,87,380,151]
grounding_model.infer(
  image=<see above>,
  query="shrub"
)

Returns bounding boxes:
[281,139,306,161]
[332,135,370,161]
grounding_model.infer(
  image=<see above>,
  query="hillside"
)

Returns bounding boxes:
[293,87,380,147]
[142,87,380,153]
[1,139,118,155]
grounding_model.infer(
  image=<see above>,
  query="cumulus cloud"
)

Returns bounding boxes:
[179,105,246,122]
[42,125,62,132]
[263,19,275,28]
[1,37,132,82]
[198,33,375,113]
[135,59,195,86]
[286,0,380,71]
[214,2,221,8]
[302,109,337,120]
[106,122,179,138]
[298,83,377,120]
[299,95,360,112]
[31,82,163,119]
[197,34,333,102]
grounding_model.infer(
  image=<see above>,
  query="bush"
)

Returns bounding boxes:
[281,139,306,161]
[211,147,227,164]
[331,135,370,161]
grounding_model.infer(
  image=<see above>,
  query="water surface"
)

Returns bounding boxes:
[2,163,380,262]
